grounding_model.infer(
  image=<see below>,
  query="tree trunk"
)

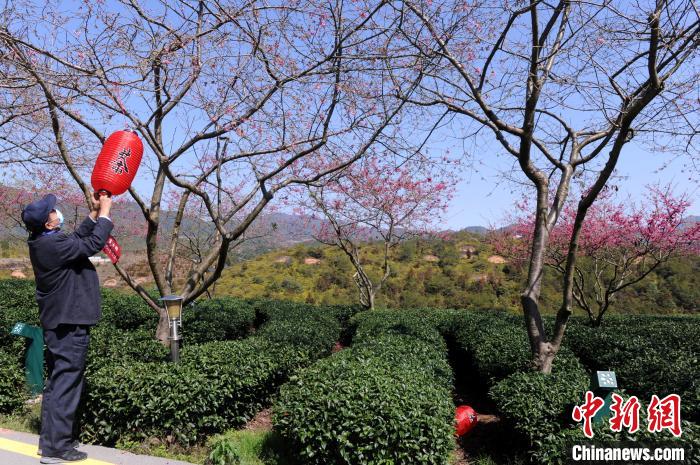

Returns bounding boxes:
[537,342,557,374]
[353,269,376,310]
[359,281,375,310]
[156,308,170,346]
[593,313,603,327]
[366,290,375,310]
[521,187,551,372]
[523,291,557,373]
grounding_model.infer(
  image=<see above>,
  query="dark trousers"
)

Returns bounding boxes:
[39,324,90,456]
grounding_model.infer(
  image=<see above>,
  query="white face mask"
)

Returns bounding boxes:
[53,209,64,229]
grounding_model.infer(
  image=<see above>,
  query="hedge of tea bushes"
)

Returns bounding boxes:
[85,326,169,372]
[81,339,315,445]
[444,310,700,464]
[488,361,589,451]
[0,280,42,414]
[565,316,700,422]
[80,300,343,446]
[444,309,530,383]
[99,290,158,331]
[442,309,586,382]
[0,279,39,353]
[247,298,361,331]
[348,308,456,388]
[102,292,258,344]
[0,349,27,414]
[348,306,453,346]
[273,309,455,465]
[182,297,256,344]
[0,278,259,344]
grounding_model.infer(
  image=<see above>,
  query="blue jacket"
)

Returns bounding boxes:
[27,216,113,330]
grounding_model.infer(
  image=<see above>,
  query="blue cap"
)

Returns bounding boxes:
[21,194,57,231]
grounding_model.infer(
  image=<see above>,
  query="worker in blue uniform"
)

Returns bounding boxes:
[22,192,112,464]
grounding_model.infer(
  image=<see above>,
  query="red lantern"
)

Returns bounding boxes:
[455,405,478,436]
[91,130,143,196]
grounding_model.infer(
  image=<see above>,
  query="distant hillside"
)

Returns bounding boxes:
[683,215,700,228]
[234,212,338,260]
[215,230,510,309]
[0,186,323,258]
[461,225,490,235]
[214,231,699,315]
[0,184,408,261]
[0,184,511,264]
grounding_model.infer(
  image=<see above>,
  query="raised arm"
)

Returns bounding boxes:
[56,217,114,263]
[60,193,113,261]
[74,192,103,238]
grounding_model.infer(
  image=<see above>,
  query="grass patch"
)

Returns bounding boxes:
[110,430,292,465]
[467,454,528,465]
[117,439,209,465]
[206,430,294,465]
[0,402,41,434]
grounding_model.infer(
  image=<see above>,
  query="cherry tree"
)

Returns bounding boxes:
[494,186,700,326]
[0,0,432,341]
[0,184,34,241]
[298,153,455,309]
[393,0,700,371]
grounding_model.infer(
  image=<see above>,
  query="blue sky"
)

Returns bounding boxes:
[440,142,698,230]
[126,138,697,230]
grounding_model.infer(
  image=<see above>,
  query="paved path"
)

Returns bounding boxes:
[0,429,196,465]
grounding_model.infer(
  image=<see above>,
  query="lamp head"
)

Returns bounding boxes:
[159,295,184,320]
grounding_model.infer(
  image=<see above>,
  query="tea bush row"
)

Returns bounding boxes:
[81,339,312,445]
[0,349,26,414]
[566,317,700,422]
[0,279,259,345]
[80,300,344,446]
[273,309,455,465]
[0,279,39,353]
[0,280,43,414]
[445,310,700,464]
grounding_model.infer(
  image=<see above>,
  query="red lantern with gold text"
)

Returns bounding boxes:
[455,405,478,437]
[91,130,143,196]
[91,130,143,265]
